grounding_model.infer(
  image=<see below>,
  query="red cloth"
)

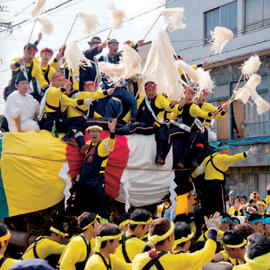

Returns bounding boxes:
[65,131,129,199]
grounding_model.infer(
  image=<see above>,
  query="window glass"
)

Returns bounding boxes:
[263,0,270,24]
[204,1,237,38]
[245,0,262,27]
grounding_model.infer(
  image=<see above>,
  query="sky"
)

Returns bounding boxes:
[0,0,167,113]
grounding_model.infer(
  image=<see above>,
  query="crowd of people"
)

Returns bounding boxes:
[1,28,270,269]
[1,188,270,270]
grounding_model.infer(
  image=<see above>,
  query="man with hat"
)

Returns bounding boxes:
[98,38,121,90]
[99,39,120,64]
[5,71,40,132]
[75,119,117,218]
[79,36,107,90]
[191,143,258,217]
[59,212,100,270]
[6,42,49,101]
[98,38,138,124]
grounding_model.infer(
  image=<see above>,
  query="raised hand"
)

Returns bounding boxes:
[108,118,117,133]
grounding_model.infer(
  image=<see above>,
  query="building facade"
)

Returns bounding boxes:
[167,0,270,199]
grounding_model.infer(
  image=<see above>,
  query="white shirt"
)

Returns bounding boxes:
[5,90,39,132]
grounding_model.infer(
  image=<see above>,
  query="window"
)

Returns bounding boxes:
[245,0,270,30]
[204,1,237,39]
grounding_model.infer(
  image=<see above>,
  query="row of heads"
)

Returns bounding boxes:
[23,37,120,57]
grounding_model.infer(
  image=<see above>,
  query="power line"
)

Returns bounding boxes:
[76,0,176,43]
[0,0,75,33]
[180,39,270,63]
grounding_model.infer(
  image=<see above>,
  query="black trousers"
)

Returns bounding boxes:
[200,180,226,217]
[75,176,110,219]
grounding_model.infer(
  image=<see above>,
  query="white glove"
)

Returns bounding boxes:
[245,146,259,156]
[204,212,222,231]
[84,98,93,106]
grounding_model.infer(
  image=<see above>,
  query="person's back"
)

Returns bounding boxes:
[115,209,151,263]
[59,212,99,270]
[133,215,221,270]
[22,236,65,260]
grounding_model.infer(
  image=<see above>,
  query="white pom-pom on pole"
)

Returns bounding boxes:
[234,86,250,104]
[196,67,215,92]
[245,74,270,115]
[175,60,199,82]
[160,8,186,31]
[98,45,142,84]
[77,11,99,35]
[205,26,233,63]
[64,41,92,70]
[28,0,47,43]
[30,0,46,18]
[233,74,260,105]
[211,26,233,54]
[107,1,125,29]
[241,55,262,77]
[36,15,53,35]
[143,7,186,41]
[106,1,125,40]
[254,94,270,115]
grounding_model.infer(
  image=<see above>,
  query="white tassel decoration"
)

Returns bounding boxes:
[254,95,270,115]
[142,29,184,99]
[241,55,262,77]
[64,41,92,70]
[245,74,261,90]
[98,62,125,76]
[234,86,250,104]
[176,60,199,82]
[210,26,233,54]
[77,11,99,35]
[98,45,141,83]
[36,15,53,35]
[234,74,260,103]
[196,67,215,92]
[121,45,141,78]
[160,8,186,31]
[246,74,270,115]
[107,1,125,29]
[30,0,46,17]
